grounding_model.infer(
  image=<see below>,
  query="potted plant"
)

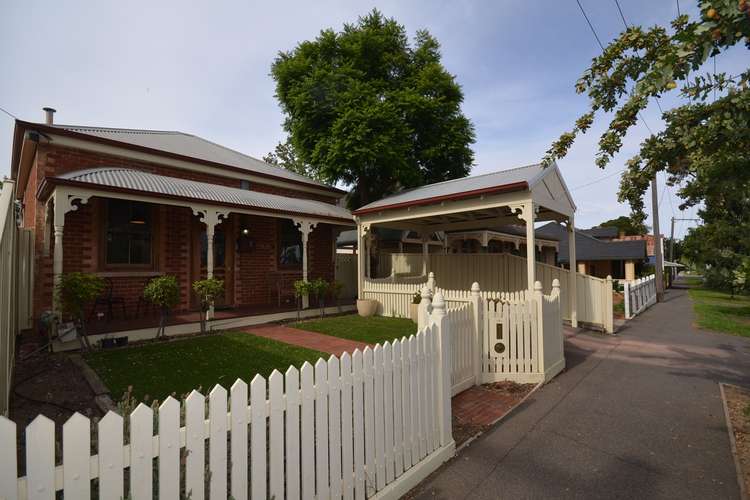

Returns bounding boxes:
[356,296,378,317]
[409,291,421,324]
[192,278,224,335]
[144,275,181,339]
[56,272,105,352]
[293,280,313,320]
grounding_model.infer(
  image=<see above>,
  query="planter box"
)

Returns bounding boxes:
[357,299,378,317]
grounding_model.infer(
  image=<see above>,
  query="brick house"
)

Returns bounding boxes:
[9,109,354,340]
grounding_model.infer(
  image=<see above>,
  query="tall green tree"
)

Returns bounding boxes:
[544,0,749,217]
[263,139,322,182]
[545,1,749,289]
[271,9,475,208]
[598,215,650,236]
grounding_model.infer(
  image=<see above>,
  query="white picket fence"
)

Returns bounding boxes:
[0,304,456,500]
[623,275,657,319]
[446,303,476,396]
[361,275,433,318]
[374,253,614,333]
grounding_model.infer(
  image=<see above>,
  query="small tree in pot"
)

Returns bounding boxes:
[192,278,224,334]
[293,280,313,321]
[310,278,329,319]
[144,275,181,339]
[56,272,105,352]
[329,280,344,313]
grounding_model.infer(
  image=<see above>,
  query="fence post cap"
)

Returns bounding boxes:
[534,281,543,292]
[606,275,612,281]
[552,278,560,289]
[420,285,432,300]
[432,292,446,316]
[428,271,435,279]
[471,282,481,294]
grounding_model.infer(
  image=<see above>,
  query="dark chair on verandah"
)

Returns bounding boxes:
[135,278,157,318]
[89,278,127,321]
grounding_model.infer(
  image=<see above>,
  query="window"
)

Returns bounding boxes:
[279,219,302,268]
[105,200,153,266]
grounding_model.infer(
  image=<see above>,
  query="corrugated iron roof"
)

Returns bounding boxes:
[354,163,545,214]
[537,223,647,262]
[52,124,338,192]
[52,167,354,223]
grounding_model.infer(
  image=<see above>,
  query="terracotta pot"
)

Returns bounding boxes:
[356,299,378,317]
[409,303,419,323]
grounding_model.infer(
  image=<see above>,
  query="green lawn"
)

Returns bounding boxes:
[688,288,750,338]
[86,332,326,402]
[293,314,416,345]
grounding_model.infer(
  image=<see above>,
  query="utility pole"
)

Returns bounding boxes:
[651,178,664,301]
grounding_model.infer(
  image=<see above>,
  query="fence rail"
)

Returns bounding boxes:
[0,300,456,500]
[623,275,657,319]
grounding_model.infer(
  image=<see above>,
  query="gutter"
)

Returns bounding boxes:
[352,181,528,216]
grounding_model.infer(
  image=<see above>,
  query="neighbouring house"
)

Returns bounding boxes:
[9,108,355,343]
[535,223,648,281]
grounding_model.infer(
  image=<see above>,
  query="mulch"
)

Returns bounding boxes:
[724,384,750,497]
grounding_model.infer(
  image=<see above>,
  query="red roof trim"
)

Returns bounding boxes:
[14,120,346,196]
[40,176,354,226]
[352,181,529,216]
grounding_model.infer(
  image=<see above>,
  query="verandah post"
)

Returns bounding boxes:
[533,281,545,376]
[429,291,453,447]
[469,282,483,386]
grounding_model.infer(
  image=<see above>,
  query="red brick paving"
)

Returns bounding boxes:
[240,324,372,357]
[452,385,531,427]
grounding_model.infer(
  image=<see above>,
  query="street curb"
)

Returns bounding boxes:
[456,381,543,454]
[719,383,748,500]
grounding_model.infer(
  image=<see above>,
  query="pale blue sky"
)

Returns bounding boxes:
[0,1,744,237]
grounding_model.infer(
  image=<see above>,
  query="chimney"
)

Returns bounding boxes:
[43,107,56,125]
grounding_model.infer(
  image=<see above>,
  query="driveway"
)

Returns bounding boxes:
[412,286,750,499]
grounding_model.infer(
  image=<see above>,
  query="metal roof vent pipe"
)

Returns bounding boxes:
[43,107,56,125]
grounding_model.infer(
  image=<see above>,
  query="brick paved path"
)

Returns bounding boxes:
[240,324,371,357]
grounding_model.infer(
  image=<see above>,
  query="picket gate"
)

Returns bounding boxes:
[623,275,657,319]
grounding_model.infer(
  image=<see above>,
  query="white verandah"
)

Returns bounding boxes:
[354,163,579,327]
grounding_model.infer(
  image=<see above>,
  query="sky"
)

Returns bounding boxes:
[0,0,746,239]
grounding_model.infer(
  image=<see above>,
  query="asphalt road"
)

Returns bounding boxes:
[412,285,750,499]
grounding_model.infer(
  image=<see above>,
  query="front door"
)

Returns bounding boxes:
[190,216,235,310]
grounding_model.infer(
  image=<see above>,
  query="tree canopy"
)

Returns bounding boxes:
[271,9,475,208]
[545,0,749,291]
[597,215,650,236]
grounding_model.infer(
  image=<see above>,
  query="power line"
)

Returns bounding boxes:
[0,105,18,120]
[576,0,605,50]
[676,0,681,16]
[572,167,626,190]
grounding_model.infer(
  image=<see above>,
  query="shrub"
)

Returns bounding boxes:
[56,272,105,351]
[192,278,224,334]
[144,276,181,338]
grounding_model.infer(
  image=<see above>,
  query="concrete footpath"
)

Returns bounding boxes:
[411,286,750,499]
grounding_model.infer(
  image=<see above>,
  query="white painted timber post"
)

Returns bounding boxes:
[356,222,368,299]
[623,281,631,319]
[421,233,429,276]
[417,286,432,331]
[469,282,483,385]
[430,291,453,447]
[605,275,614,333]
[567,215,578,328]
[294,218,318,309]
[52,189,91,316]
[524,204,537,293]
[533,281,546,378]
[195,208,228,319]
[426,271,436,293]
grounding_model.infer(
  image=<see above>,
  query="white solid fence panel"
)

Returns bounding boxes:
[369,253,613,332]
[336,253,359,298]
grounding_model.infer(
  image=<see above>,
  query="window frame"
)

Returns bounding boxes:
[100,199,157,270]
